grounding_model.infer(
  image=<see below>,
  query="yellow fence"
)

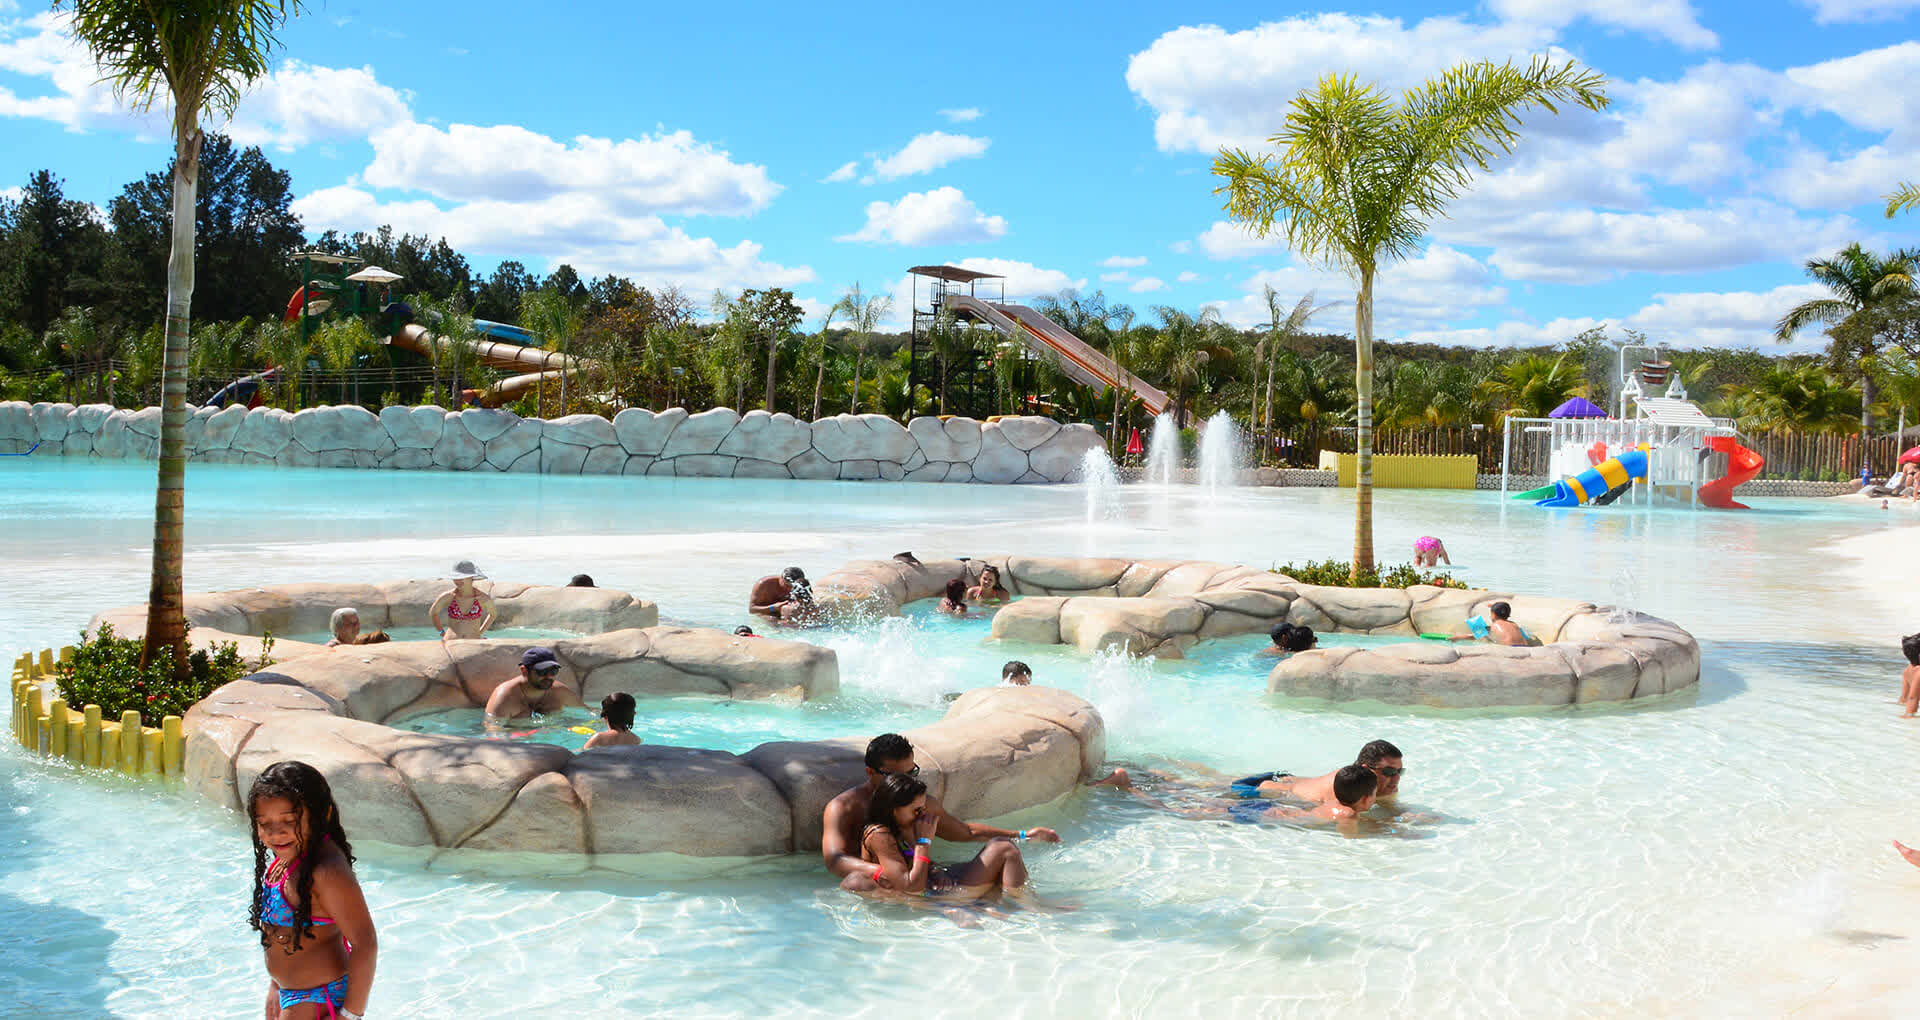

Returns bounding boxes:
[10,648,183,777]
[1315,452,1479,489]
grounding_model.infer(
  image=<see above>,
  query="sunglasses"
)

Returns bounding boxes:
[532,667,561,679]
[888,765,921,777]
[1371,766,1405,778]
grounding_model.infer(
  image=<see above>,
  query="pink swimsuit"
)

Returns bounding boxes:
[446,596,483,620]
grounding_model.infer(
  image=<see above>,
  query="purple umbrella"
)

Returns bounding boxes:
[1548,397,1609,419]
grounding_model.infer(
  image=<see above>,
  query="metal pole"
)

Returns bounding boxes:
[1500,416,1511,495]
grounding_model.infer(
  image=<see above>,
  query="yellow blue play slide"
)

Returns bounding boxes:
[1535,448,1650,507]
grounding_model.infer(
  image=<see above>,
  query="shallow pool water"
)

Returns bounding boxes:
[283,625,581,645]
[4,457,1917,1016]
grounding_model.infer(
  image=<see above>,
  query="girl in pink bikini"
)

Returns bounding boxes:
[1413,536,1450,567]
[429,560,496,640]
[250,760,377,1019]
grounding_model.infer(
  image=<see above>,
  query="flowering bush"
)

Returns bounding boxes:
[1274,560,1470,590]
[54,622,269,727]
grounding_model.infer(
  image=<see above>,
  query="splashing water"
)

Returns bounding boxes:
[1608,567,1641,624]
[1078,447,1122,526]
[1081,646,1162,744]
[1197,410,1243,497]
[1144,412,1180,486]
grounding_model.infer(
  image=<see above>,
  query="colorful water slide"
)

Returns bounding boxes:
[388,321,592,407]
[1699,435,1763,509]
[1535,448,1650,508]
[940,293,1169,414]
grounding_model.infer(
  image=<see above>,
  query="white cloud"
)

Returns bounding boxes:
[822,161,858,183]
[1443,201,1860,282]
[362,122,779,217]
[1196,220,1290,259]
[1486,0,1717,50]
[1177,271,1202,283]
[870,131,991,180]
[1130,277,1168,293]
[292,185,811,293]
[1099,271,1132,283]
[948,258,1085,299]
[1420,283,1834,350]
[0,14,409,148]
[1169,240,1193,254]
[1102,255,1148,268]
[835,186,1007,245]
[1207,245,1500,333]
[1125,15,1559,154]
[1796,0,1920,23]
[939,107,983,122]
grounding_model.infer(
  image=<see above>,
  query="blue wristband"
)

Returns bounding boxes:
[1017,830,1027,840]
[915,837,931,846]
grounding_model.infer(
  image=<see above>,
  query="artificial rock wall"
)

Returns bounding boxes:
[0,401,1106,484]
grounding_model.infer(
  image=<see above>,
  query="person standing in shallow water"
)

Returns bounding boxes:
[1897,633,1920,719]
[430,560,495,640]
[249,760,377,1020]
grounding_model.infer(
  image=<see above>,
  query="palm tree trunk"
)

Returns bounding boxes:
[559,339,569,416]
[143,127,199,680]
[812,359,825,420]
[1352,268,1376,578]
[765,335,778,412]
[1263,349,1277,438]
[850,349,863,414]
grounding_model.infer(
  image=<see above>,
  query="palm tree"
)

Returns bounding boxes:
[1476,353,1586,420]
[805,307,836,420]
[1889,182,1918,219]
[1774,243,1917,432]
[1725,363,1859,434]
[521,287,584,415]
[60,0,305,676]
[1255,286,1333,437]
[1150,306,1229,426]
[834,282,892,414]
[251,317,307,409]
[1213,56,1608,576]
[313,317,376,406]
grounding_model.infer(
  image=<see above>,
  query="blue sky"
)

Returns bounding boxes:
[1,0,1916,349]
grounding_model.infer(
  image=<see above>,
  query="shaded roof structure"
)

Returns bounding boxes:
[1548,397,1609,419]
[907,265,1003,283]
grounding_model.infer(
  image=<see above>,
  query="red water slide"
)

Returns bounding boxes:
[1699,435,1763,509]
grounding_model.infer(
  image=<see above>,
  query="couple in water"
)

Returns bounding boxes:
[821,734,1059,901]
[750,567,822,626]
[1095,739,1407,834]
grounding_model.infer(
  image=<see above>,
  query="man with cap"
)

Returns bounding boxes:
[485,647,583,723]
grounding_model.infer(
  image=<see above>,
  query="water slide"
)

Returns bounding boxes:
[388,321,592,407]
[940,293,1169,415]
[1698,435,1763,510]
[1535,448,1650,508]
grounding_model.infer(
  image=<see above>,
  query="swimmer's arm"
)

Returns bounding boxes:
[477,595,496,635]
[313,862,377,1013]
[865,830,927,893]
[819,801,866,877]
[482,683,516,723]
[428,592,452,634]
[933,810,1059,843]
[266,980,281,1019]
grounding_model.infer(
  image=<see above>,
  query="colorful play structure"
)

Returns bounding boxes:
[1500,344,1764,510]
[215,250,589,409]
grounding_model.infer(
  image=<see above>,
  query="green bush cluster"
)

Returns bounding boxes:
[1274,559,1469,590]
[53,622,269,727]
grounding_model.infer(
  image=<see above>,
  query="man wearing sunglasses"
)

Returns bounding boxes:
[821,732,1061,891]
[484,646,584,724]
[1229,739,1406,808]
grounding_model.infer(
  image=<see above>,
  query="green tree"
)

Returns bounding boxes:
[1149,306,1229,426]
[1476,353,1586,420]
[1213,56,1608,575]
[0,170,115,338]
[58,0,306,676]
[1889,182,1918,219]
[1725,363,1860,434]
[521,286,584,415]
[735,288,803,412]
[312,316,377,406]
[834,282,893,414]
[250,317,307,409]
[1254,286,1332,436]
[1774,243,1917,432]
[804,307,837,420]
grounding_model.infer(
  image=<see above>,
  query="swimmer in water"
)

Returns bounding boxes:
[1899,632,1920,719]
[968,564,1011,604]
[937,578,970,616]
[1450,601,1529,646]
[583,692,642,749]
[1413,536,1450,567]
[1238,765,1377,830]
[484,647,583,724]
[1256,622,1317,658]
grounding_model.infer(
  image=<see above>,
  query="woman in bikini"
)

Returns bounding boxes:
[936,578,970,616]
[249,760,377,1020]
[429,560,495,640]
[967,564,1011,604]
[860,773,1031,898]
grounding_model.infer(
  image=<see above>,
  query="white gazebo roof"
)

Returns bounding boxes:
[345,265,404,283]
[1634,397,1717,428]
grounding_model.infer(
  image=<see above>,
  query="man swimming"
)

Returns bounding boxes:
[1230,739,1405,808]
[750,566,808,618]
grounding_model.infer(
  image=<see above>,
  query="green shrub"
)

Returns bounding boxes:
[54,622,270,727]
[1274,559,1469,590]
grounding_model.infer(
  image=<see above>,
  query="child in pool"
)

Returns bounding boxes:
[249,760,377,1020]
[1413,536,1450,567]
[1256,622,1317,658]
[937,578,970,616]
[583,692,642,749]
[1238,765,1377,831]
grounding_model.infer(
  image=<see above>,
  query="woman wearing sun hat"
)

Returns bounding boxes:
[429,560,496,640]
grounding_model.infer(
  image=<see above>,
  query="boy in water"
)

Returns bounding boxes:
[583,693,641,749]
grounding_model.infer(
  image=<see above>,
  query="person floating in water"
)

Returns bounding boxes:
[583,693,642,749]
[1232,739,1406,809]
[1413,536,1450,567]
[734,625,757,638]
[430,560,495,641]
[822,734,1060,893]
[750,567,809,619]
[568,573,595,588]
[1898,632,1919,719]
[1450,601,1530,646]
[1226,765,1377,830]
[968,564,1011,604]
[248,761,378,1020]
[937,578,970,616]
[484,647,583,724]
[1257,622,1317,658]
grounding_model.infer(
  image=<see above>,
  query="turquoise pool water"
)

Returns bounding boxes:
[4,457,1917,1016]
[284,625,582,645]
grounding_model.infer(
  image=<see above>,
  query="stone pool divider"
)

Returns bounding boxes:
[812,554,1701,709]
[11,648,184,776]
[0,400,1108,484]
[62,579,1105,864]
